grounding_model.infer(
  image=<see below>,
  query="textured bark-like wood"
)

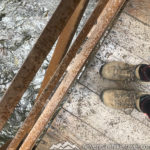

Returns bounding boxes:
[36,0,89,101]
[19,0,126,149]
[0,0,80,131]
[7,0,108,149]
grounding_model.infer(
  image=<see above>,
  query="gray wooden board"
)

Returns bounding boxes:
[37,2,150,149]
[124,0,150,26]
[37,109,114,150]
[36,127,66,150]
[96,13,150,63]
[79,56,150,127]
[80,57,150,94]
[63,83,150,144]
[62,12,150,144]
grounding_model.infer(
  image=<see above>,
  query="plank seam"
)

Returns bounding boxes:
[123,11,150,28]
[78,75,150,129]
[62,107,118,144]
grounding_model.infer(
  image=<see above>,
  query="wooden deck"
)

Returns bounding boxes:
[37,0,150,149]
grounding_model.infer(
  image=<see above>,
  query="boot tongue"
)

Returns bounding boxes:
[139,65,150,81]
[140,95,150,118]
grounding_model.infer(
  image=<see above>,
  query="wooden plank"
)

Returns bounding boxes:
[8,0,109,149]
[96,38,148,65]
[38,2,150,149]
[124,0,150,26]
[0,0,80,131]
[79,56,150,117]
[36,127,69,150]
[37,109,114,150]
[38,3,150,148]
[19,0,127,149]
[36,0,89,100]
[106,13,150,63]
[63,82,150,144]
[80,56,150,97]
[82,10,150,126]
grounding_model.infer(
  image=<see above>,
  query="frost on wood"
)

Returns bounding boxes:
[0,0,98,146]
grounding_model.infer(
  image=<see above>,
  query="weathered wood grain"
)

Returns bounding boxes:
[96,38,148,64]
[63,83,150,144]
[53,109,114,144]
[37,109,114,150]
[125,0,150,26]
[37,1,150,148]
[79,56,150,127]
[105,13,150,63]
[36,127,70,150]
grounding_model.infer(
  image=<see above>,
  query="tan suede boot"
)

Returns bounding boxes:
[101,89,146,111]
[100,61,141,81]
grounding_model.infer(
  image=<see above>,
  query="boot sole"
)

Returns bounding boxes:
[100,90,105,103]
[99,64,105,77]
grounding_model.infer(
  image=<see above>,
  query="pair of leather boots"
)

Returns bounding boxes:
[100,62,150,118]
